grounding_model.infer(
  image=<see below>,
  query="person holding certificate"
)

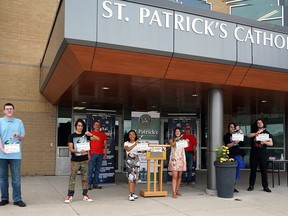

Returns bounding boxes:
[124,130,140,201]
[247,118,273,193]
[223,122,245,193]
[64,119,93,203]
[168,127,186,199]
[88,121,107,190]
[0,103,26,207]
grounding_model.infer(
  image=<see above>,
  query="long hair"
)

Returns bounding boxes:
[125,129,138,142]
[227,122,236,131]
[251,118,266,133]
[173,127,182,139]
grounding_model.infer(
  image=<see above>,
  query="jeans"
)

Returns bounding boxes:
[88,154,103,185]
[0,159,22,202]
[182,152,194,183]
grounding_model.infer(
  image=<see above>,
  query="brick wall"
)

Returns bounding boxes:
[0,0,59,175]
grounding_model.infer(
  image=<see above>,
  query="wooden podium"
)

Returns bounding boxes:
[139,144,170,197]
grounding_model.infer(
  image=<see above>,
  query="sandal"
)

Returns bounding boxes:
[172,192,177,199]
[176,191,182,196]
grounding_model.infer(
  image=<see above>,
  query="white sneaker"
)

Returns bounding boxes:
[83,194,93,202]
[65,195,73,203]
[128,194,135,201]
[132,193,138,199]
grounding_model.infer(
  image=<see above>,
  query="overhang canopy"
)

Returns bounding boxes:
[40,0,288,114]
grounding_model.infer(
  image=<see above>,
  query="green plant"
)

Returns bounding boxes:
[215,145,234,163]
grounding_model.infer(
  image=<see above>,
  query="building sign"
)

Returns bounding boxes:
[64,0,288,70]
[131,111,160,181]
[101,0,288,50]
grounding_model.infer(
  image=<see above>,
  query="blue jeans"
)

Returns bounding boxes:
[88,154,103,185]
[0,159,22,202]
[182,152,194,183]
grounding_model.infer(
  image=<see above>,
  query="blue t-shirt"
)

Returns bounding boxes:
[0,116,25,159]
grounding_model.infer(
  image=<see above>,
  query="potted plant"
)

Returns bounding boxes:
[214,145,238,198]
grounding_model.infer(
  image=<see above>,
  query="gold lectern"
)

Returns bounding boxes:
[139,144,170,197]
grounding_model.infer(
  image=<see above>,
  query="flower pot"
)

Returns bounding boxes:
[214,161,237,198]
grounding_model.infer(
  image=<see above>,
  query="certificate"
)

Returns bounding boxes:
[75,142,90,151]
[137,142,149,151]
[4,143,20,153]
[232,133,244,141]
[256,133,269,141]
[176,140,188,149]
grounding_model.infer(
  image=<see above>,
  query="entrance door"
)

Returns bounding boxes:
[55,114,85,175]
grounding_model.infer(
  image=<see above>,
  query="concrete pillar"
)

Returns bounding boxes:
[207,88,224,191]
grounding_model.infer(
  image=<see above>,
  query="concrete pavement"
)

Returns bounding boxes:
[1,171,288,216]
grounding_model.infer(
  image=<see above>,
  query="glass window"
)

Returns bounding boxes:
[167,0,211,10]
[57,106,72,147]
[227,0,284,26]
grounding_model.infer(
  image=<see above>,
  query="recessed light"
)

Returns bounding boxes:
[192,94,198,97]
[261,100,267,103]
[102,86,110,90]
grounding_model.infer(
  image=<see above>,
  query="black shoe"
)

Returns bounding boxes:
[234,188,239,193]
[93,185,102,189]
[263,187,272,193]
[13,201,26,207]
[88,185,92,190]
[0,200,9,206]
[247,186,254,191]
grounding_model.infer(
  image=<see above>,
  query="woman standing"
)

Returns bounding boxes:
[168,127,186,198]
[124,130,140,201]
[223,122,244,193]
[247,118,273,192]
[64,119,94,203]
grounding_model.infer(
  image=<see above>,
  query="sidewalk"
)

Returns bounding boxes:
[1,171,288,216]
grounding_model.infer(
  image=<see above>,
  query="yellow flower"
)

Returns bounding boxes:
[215,145,233,163]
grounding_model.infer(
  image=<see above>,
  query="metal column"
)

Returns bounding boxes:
[207,88,224,190]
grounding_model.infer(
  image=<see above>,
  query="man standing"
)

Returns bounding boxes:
[88,121,107,189]
[181,123,197,186]
[0,103,26,207]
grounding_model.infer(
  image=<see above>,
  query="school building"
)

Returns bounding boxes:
[1,0,288,190]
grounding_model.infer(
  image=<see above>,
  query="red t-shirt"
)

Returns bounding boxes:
[90,131,107,154]
[183,133,197,151]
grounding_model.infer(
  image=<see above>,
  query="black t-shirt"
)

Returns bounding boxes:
[223,132,242,158]
[68,132,89,162]
[250,129,272,153]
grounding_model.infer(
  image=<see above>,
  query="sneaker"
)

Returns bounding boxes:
[83,194,93,202]
[128,194,135,201]
[64,195,73,203]
[132,193,138,199]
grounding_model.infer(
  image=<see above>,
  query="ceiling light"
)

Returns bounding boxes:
[261,100,267,103]
[192,94,198,97]
[73,107,86,110]
[102,86,110,90]
[86,108,116,113]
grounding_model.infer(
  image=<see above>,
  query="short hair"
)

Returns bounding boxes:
[74,119,85,129]
[3,103,14,110]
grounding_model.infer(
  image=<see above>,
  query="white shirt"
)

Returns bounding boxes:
[124,141,139,155]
